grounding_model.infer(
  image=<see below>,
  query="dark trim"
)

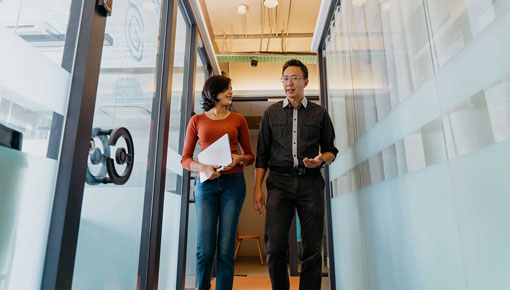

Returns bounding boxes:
[197,46,212,77]
[61,0,83,72]
[317,0,340,51]
[180,0,197,25]
[46,112,64,160]
[176,17,198,290]
[49,0,82,160]
[137,0,179,289]
[41,2,108,289]
[0,123,22,150]
[318,45,337,290]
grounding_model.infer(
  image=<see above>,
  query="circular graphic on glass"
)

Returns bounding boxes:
[125,3,144,62]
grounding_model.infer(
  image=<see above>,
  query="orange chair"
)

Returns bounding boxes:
[234,227,264,264]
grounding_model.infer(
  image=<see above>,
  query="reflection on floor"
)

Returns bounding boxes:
[234,256,268,276]
[209,256,330,289]
[211,276,300,290]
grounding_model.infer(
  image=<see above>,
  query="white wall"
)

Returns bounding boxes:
[228,62,319,97]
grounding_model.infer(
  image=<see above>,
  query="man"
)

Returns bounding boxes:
[254,59,338,290]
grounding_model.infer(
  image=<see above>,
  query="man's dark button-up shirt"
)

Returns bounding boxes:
[256,97,339,169]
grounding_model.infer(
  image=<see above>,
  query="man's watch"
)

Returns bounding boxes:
[319,159,327,168]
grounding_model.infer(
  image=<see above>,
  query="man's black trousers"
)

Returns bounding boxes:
[265,171,325,290]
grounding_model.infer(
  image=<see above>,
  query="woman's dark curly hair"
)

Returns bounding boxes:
[201,75,231,111]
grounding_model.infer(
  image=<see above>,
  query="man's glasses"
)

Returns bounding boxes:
[281,76,305,83]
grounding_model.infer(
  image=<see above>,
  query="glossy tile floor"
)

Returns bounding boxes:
[210,256,330,289]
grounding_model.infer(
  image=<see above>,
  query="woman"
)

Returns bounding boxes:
[181,75,254,290]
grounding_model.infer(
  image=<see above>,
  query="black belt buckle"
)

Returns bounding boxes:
[294,167,306,176]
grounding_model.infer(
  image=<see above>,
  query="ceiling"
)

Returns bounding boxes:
[200,0,322,54]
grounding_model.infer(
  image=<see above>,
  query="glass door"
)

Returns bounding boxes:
[182,48,210,290]
[70,1,166,288]
[0,0,80,289]
[157,5,192,290]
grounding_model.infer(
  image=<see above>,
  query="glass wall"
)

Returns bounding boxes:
[158,6,190,290]
[71,1,165,288]
[181,47,209,290]
[0,0,78,289]
[1,0,217,288]
[323,0,510,289]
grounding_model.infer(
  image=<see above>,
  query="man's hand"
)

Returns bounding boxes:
[253,185,266,215]
[203,165,221,180]
[303,153,323,168]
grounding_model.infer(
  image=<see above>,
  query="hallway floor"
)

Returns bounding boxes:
[209,256,330,289]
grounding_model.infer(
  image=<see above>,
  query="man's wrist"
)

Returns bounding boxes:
[319,156,328,168]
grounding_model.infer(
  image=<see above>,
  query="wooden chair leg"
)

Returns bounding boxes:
[234,239,242,260]
[256,237,264,265]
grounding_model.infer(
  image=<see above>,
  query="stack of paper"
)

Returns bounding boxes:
[197,133,232,183]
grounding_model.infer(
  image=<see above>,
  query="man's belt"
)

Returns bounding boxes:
[269,165,321,176]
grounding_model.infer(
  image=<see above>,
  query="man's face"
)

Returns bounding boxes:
[282,66,309,100]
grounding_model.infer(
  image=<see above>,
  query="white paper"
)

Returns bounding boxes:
[197,133,232,183]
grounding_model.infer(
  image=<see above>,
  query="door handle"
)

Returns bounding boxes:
[86,127,134,185]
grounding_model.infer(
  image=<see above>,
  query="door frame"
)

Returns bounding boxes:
[41,0,217,289]
[315,1,342,290]
[41,1,110,289]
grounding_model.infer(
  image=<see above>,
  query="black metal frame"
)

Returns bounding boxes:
[316,1,342,290]
[137,0,179,289]
[175,5,198,290]
[319,47,337,290]
[41,1,109,289]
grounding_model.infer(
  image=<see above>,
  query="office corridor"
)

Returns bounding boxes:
[1,0,510,290]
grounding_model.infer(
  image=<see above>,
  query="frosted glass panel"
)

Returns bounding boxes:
[323,0,510,289]
[449,140,510,289]
[158,193,182,290]
[72,0,164,288]
[72,188,144,289]
[0,0,77,289]
[0,147,58,290]
[358,164,465,290]
[0,0,74,65]
[330,192,369,290]
[168,8,188,152]
[157,6,190,290]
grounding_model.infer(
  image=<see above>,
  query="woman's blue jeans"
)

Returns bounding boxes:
[195,173,246,290]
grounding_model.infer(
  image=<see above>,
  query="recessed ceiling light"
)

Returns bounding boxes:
[382,2,390,12]
[264,0,278,8]
[237,4,247,14]
[352,0,366,6]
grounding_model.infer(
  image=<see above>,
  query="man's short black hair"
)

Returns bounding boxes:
[282,59,308,79]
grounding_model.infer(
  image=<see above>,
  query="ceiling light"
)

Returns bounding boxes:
[352,0,366,6]
[382,2,390,12]
[264,0,278,8]
[237,4,247,14]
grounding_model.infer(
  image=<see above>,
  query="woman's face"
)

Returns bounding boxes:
[216,84,233,107]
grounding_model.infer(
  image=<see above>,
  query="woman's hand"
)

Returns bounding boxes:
[222,154,244,171]
[203,165,221,180]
